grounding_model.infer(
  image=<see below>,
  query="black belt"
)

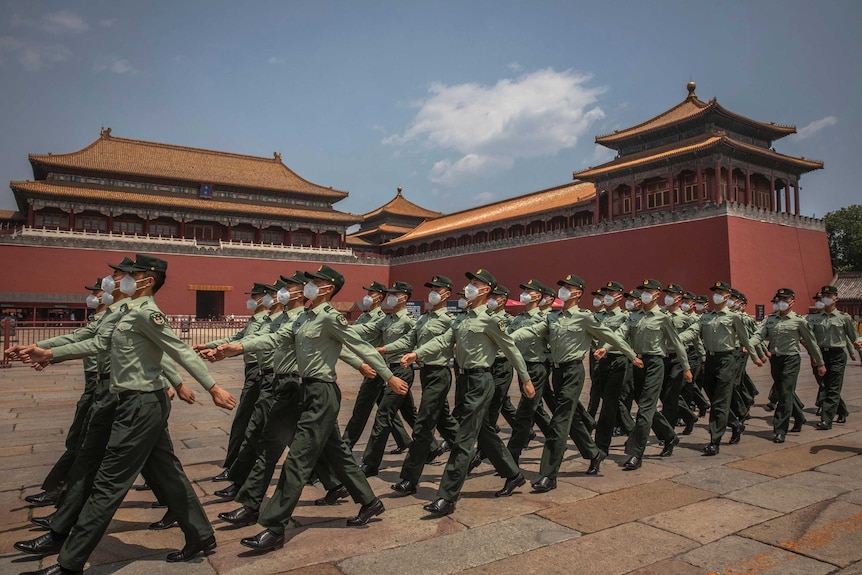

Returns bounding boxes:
[389,363,407,369]
[554,358,583,369]
[301,377,334,385]
[116,388,162,399]
[493,357,508,366]
[605,352,624,358]
[99,374,111,383]
[245,361,259,368]
[640,353,664,358]
[456,366,491,375]
[420,364,449,370]
[260,368,274,375]
[526,361,545,367]
[820,347,843,352]
[276,372,300,382]
[706,350,736,357]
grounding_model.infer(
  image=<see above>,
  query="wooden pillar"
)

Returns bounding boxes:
[144,214,150,236]
[27,204,34,227]
[769,176,776,211]
[68,210,75,231]
[696,165,703,206]
[631,178,638,217]
[668,169,675,212]
[107,211,114,233]
[794,181,800,216]
[179,219,186,238]
[594,191,600,223]
[314,230,320,248]
[745,170,752,206]
[255,226,262,244]
[607,189,614,222]
[714,160,722,204]
[785,182,792,215]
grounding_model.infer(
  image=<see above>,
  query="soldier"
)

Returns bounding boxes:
[677,291,707,432]
[400,269,535,516]
[485,284,518,434]
[617,279,692,470]
[808,286,861,429]
[586,290,607,417]
[657,283,696,438]
[19,254,237,575]
[240,265,409,552]
[382,275,460,495]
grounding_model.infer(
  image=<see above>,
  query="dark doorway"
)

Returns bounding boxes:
[196,290,224,319]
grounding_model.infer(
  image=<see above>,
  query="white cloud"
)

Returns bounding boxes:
[19,43,71,71]
[507,62,523,72]
[385,69,605,186]
[267,56,284,65]
[93,56,138,75]
[790,116,838,141]
[592,144,616,164]
[41,11,89,34]
[99,18,118,28]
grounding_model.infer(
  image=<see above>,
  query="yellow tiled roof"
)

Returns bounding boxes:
[574,133,823,180]
[350,223,415,239]
[595,93,796,146]
[386,182,595,245]
[361,190,442,220]
[11,180,360,225]
[0,210,24,220]
[29,131,348,200]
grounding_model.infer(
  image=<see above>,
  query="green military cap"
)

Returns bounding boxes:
[624,289,643,299]
[270,279,287,291]
[386,281,413,295]
[590,290,602,297]
[682,291,698,300]
[466,268,497,289]
[812,291,822,300]
[362,280,388,293]
[729,287,742,299]
[84,277,103,291]
[603,280,625,292]
[280,270,307,285]
[771,295,779,303]
[776,287,795,298]
[821,285,838,295]
[521,278,554,296]
[640,278,662,291]
[558,274,586,289]
[245,282,271,295]
[131,254,168,273]
[305,264,345,295]
[108,256,136,272]
[425,275,453,290]
[696,294,709,303]
[492,284,510,297]
[663,283,684,295]
[738,293,748,303]
[709,280,732,292]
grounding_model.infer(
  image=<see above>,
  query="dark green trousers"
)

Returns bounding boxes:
[657,355,686,433]
[42,370,99,492]
[228,371,278,484]
[363,365,417,469]
[702,352,740,443]
[438,370,519,502]
[487,357,515,429]
[342,374,411,450]
[223,362,263,468]
[625,355,675,458]
[507,362,549,462]
[770,354,803,434]
[259,380,375,536]
[58,389,211,571]
[540,361,598,478]
[818,348,849,422]
[617,367,636,434]
[236,374,302,510]
[400,365,459,484]
[587,350,602,417]
[594,354,631,453]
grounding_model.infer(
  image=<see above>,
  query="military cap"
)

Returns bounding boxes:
[521,278,555,297]
[729,288,743,299]
[812,291,822,301]
[640,278,662,291]
[696,294,709,303]
[821,285,838,295]
[386,281,413,295]
[466,268,497,289]
[270,279,287,291]
[738,293,748,304]
[709,280,732,292]
[663,283,684,295]
[775,287,795,298]
[590,290,603,297]
[304,264,345,294]
[557,274,586,289]
[108,256,136,272]
[425,275,453,290]
[280,270,307,285]
[131,254,168,273]
[362,280,388,293]
[85,277,103,291]
[682,291,698,301]
[603,280,625,292]
[492,284,510,297]
[245,282,272,295]
[624,289,643,299]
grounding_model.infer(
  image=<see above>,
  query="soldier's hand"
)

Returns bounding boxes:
[849,351,857,361]
[400,352,418,368]
[176,383,196,404]
[209,385,237,410]
[192,343,207,352]
[593,347,607,360]
[22,346,52,365]
[31,361,47,372]
[523,380,535,399]
[765,351,772,358]
[854,340,862,350]
[632,357,644,369]
[376,346,386,354]
[167,386,176,400]
[817,365,827,377]
[683,369,693,383]
[4,344,33,360]
[198,348,217,360]
[358,363,377,378]
[754,358,764,367]
[216,343,243,359]
[387,375,408,395]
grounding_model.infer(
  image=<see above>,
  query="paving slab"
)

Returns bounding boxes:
[625,559,709,575]
[640,496,780,543]
[816,453,862,479]
[679,534,837,575]
[724,470,857,513]
[727,438,861,478]
[669,465,772,494]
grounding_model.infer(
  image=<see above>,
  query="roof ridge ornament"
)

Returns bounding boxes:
[273,152,282,162]
[100,127,112,138]
[397,186,403,196]
[686,81,696,97]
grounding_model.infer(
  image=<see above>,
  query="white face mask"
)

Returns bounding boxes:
[246,298,258,311]
[664,295,676,306]
[277,287,298,305]
[487,298,499,311]
[119,275,138,296]
[821,297,834,307]
[640,292,654,305]
[457,297,468,309]
[772,302,779,312]
[385,294,400,308]
[519,291,533,305]
[591,296,601,307]
[625,300,635,311]
[778,301,790,312]
[695,303,705,312]
[428,291,443,305]
[713,293,726,305]
[361,294,376,310]
[815,300,825,310]
[101,292,114,306]
[557,287,571,302]
[261,294,274,309]
[464,284,481,301]
[101,275,116,292]
[727,300,738,310]
[603,294,616,306]
[85,294,100,309]
[303,282,321,301]
[680,302,691,312]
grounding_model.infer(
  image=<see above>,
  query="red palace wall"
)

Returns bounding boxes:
[0,245,391,316]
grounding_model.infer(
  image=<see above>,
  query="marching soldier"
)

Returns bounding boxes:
[486,284,519,433]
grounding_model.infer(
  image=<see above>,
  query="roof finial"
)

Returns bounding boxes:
[273,151,282,162]
[686,81,696,97]
[396,186,403,196]
[100,126,112,138]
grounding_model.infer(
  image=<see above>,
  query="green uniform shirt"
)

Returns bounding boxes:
[620,307,690,370]
[206,310,268,364]
[748,311,824,366]
[511,305,637,364]
[338,307,387,370]
[809,309,862,349]
[348,308,415,365]
[51,301,130,375]
[413,303,531,382]
[252,312,279,370]
[294,302,394,383]
[385,307,456,366]
[39,310,106,372]
[237,306,306,376]
[493,310,514,359]
[596,307,628,350]
[679,308,752,358]
[506,308,547,363]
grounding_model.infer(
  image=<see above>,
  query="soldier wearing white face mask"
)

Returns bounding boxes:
[678,291,708,431]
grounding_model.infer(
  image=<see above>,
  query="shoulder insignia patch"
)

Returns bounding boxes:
[337,314,348,326]
[498,320,506,331]
[324,304,333,312]
[150,312,166,326]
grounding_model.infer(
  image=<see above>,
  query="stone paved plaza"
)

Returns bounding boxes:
[1,354,861,575]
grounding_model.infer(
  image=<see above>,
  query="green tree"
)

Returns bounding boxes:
[824,205,862,272]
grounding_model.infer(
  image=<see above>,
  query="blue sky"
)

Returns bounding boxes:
[1,0,859,220]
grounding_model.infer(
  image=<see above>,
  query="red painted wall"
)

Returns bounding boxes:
[0,245,390,315]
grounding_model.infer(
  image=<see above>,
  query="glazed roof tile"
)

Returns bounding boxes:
[350,223,415,239]
[385,182,595,246]
[0,210,24,220]
[361,190,441,220]
[832,272,862,301]
[29,131,348,200]
[11,180,360,225]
